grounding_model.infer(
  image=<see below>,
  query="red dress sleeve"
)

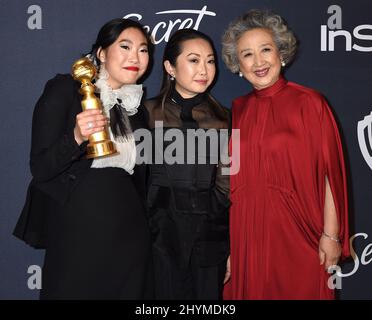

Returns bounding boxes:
[320,98,350,259]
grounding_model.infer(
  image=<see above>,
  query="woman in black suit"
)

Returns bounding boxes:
[14,18,153,299]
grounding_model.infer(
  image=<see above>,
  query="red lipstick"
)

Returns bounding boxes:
[124,66,139,72]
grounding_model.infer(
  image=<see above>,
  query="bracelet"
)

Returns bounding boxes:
[322,232,341,243]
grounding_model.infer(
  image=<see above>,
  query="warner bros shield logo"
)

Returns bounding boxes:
[358,112,372,170]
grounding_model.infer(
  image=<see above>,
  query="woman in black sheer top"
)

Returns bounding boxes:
[144,29,231,299]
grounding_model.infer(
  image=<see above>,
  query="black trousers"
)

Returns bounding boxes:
[39,169,153,300]
[152,246,226,300]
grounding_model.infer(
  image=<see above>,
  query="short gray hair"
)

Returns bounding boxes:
[222,9,297,73]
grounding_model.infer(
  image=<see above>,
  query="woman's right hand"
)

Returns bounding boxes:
[74,109,108,145]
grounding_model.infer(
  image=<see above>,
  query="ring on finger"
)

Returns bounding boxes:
[87,122,94,129]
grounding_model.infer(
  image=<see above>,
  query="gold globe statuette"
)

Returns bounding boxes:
[71,57,117,159]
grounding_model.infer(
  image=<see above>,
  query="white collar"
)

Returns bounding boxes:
[94,65,143,116]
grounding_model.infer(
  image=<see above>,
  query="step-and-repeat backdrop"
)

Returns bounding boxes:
[1,0,371,299]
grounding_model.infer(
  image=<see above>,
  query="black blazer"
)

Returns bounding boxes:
[13,74,148,248]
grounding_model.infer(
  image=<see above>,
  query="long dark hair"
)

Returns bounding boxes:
[88,18,153,139]
[157,28,228,121]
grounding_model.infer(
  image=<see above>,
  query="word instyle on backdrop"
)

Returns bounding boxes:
[321,4,372,51]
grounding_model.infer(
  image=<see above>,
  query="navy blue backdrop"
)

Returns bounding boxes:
[1,0,371,299]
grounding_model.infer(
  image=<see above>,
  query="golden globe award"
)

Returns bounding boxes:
[71,57,117,159]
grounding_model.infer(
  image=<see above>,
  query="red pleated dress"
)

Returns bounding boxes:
[224,77,350,299]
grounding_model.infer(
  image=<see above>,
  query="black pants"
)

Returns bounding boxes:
[39,169,153,300]
[152,246,226,300]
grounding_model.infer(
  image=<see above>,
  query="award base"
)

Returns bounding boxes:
[86,140,118,159]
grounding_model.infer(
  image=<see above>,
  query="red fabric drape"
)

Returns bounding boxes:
[224,77,350,300]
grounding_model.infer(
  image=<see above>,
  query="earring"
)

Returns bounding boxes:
[170,74,175,81]
[238,71,243,78]
[281,60,286,67]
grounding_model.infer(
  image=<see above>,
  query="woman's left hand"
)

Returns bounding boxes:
[224,255,231,284]
[318,235,342,271]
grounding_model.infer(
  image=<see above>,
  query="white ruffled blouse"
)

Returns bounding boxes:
[90,68,143,174]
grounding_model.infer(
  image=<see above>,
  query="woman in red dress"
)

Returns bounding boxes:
[221,9,350,299]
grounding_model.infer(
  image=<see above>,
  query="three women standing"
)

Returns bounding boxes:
[14,10,350,300]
